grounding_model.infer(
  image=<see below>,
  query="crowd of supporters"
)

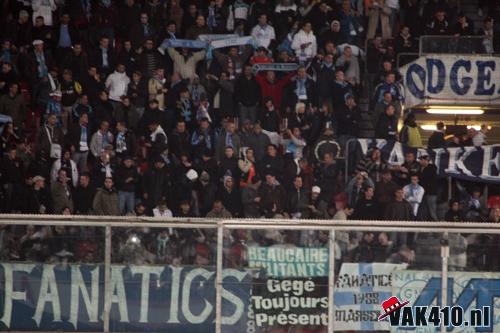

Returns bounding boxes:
[0,0,499,267]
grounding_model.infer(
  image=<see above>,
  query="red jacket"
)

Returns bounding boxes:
[255,72,294,108]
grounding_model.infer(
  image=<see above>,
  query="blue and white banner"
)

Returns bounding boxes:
[333,263,407,331]
[391,270,500,333]
[0,263,252,332]
[400,55,500,108]
[210,36,255,49]
[356,139,500,184]
[160,39,207,49]
[197,34,239,42]
[252,63,300,74]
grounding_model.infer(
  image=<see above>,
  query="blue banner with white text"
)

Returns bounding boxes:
[0,263,252,332]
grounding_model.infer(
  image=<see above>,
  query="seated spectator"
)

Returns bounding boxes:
[206,200,233,218]
[445,199,466,222]
[153,200,173,218]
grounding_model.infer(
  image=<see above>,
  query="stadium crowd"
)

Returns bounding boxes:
[0,0,499,268]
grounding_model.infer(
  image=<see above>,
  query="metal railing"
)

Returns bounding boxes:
[419,35,493,55]
[1,215,500,333]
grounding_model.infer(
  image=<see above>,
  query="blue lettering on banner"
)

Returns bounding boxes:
[450,60,472,95]
[426,59,445,94]
[405,63,426,100]
[0,263,252,332]
[475,60,496,95]
[400,55,500,108]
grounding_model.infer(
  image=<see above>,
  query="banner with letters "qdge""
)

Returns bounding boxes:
[0,263,254,332]
[356,139,500,184]
[400,54,500,108]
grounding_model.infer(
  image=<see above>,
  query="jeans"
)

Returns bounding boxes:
[425,195,438,221]
[119,191,135,215]
[72,151,89,173]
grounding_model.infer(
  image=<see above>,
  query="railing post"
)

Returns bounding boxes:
[440,232,449,333]
[103,225,112,333]
[215,222,224,333]
[345,138,356,185]
[328,229,336,333]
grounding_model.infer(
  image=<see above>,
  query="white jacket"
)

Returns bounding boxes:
[251,24,276,48]
[403,184,425,217]
[51,159,79,188]
[291,30,317,60]
[105,71,130,102]
[32,0,57,26]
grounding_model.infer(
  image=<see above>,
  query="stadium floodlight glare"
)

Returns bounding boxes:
[420,124,490,131]
[426,107,484,115]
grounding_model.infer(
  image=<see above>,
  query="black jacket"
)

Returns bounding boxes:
[337,105,360,137]
[73,184,96,214]
[234,75,260,106]
[375,113,398,140]
[427,131,446,149]
[115,164,139,193]
[419,164,438,195]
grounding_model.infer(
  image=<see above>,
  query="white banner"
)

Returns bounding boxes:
[333,263,407,331]
[400,55,500,108]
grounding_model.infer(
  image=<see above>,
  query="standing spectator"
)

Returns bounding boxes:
[105,64,130,109]
[1,146,25,213]
[419,155,438,221]
[115,156,139,215]
[0,83,26,130]
[472,125,488,147]
[73,173,95,214]
[347,171,375,207]
[216,176,241,217]
[50,149,79,188]
[427,122,446,149]
[353,186,381,220]
[60,69,82,132]
[166,47,205,81]
[142,157,171,209]
[259,170,287,216]
[366,0,392,39]
[93,178,120,216]
[24,176,51,214]
[403,174,425,218]
[234,65,261,124]
[92,37,115,76]
[373,71,402,105]
[251,14,276,49]
[384,187,413,221]
[90,121,114,158]
[196,172,217,217]
[32,0,57,26]
[375,104,398,140]
[336,46,361,87]
[241,175,262,218]
[35,113,64,176]
[287,176,309,218]
[51,169,73,214]
[400,112,423,148]
[67,113,91,173]
[291,21,317,63]
[130,13,156,50]
[238,148,257,188]
[255,70,294,109]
